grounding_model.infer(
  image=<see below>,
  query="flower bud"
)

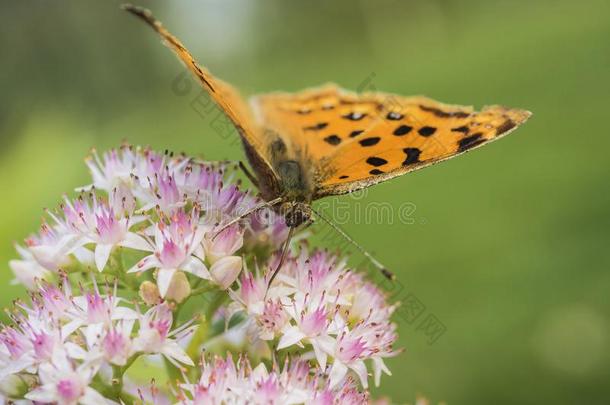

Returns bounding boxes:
[139,281,161,305]
[210,255,242,289]
[204,225,243,264]
[165,271,191,303]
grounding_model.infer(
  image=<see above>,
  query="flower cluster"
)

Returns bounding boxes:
[178,356,369,404]
[0,279,192,404]
[228,250,399,388]
[10,145,287,296]
[2,145,399,404]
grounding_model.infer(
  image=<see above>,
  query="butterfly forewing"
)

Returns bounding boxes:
[252,84,530,198]
[252,85,388,162]
[314,98,531,197]
[125,5,531,204]
[123,5,281,198]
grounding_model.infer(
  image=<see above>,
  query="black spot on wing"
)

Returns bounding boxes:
[386,111,404,120]
[418,126,437,137]
[496,119,516,135]
[393,125,413,136]
[458,133,485,152]
[359,137,381,147]
[369,169,385,175]
[402,148,421,166]
[366,157,388,167]
[343,112,367,121]
[339,175,349,179]
[349,130,364,138]
[419,105,470,118]
[451,126,469,134]
[323,135,342,146]
[304,122,328,131]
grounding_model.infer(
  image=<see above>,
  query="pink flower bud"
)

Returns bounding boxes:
[210,256,242,289]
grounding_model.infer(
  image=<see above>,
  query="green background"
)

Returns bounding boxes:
[1,0,608,403]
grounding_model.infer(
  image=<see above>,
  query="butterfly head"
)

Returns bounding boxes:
[280,201,312,228]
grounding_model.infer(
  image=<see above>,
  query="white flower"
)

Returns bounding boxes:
[25,351,110,405]
[227,249,399,388]
[60,193,149,271]
[9,244,51,289]
[132,303,194,367]
[128,209,208,297]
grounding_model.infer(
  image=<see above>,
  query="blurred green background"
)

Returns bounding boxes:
[1,0,609,403]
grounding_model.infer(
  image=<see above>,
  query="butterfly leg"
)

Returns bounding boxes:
[238,161,260,189]
[310,207,395,280]
[266,225,296,292]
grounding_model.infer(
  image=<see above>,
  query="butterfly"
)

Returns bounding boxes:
[123,5,531,280]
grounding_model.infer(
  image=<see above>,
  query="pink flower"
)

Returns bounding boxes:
[67,280,137,347]
[9,244,51,289]
[132,303,194,367]
[101,322,133,366]
[178,355,369,405]
[25,351,107,405]
[227,248,398,388]
[203,225,243,263]
[129,208,208,297]
[60,193,148,271]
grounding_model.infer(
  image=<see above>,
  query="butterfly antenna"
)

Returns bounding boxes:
[266,225,295,292]
[212,197,282,240]
[310,207,395,280]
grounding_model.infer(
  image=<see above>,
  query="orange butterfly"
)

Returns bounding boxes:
[123,5,531,280]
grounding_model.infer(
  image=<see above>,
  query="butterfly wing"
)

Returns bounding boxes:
[123,5,281,199]
[252,84,382,162]
[314,95,531,197]
[253,85,530,198]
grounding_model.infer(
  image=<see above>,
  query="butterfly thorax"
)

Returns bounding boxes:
[264,135,314,227]
[273,160,312,226]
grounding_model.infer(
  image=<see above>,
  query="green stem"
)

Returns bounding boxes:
[163,356,183,387]
[186,290,226,361]
[112,355,140,398]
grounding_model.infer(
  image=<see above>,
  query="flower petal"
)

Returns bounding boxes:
[277,326,306,350]
[328,361,348,389]
[157,268,177,297]
[120,232,152,251]
[95,244,113,271]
